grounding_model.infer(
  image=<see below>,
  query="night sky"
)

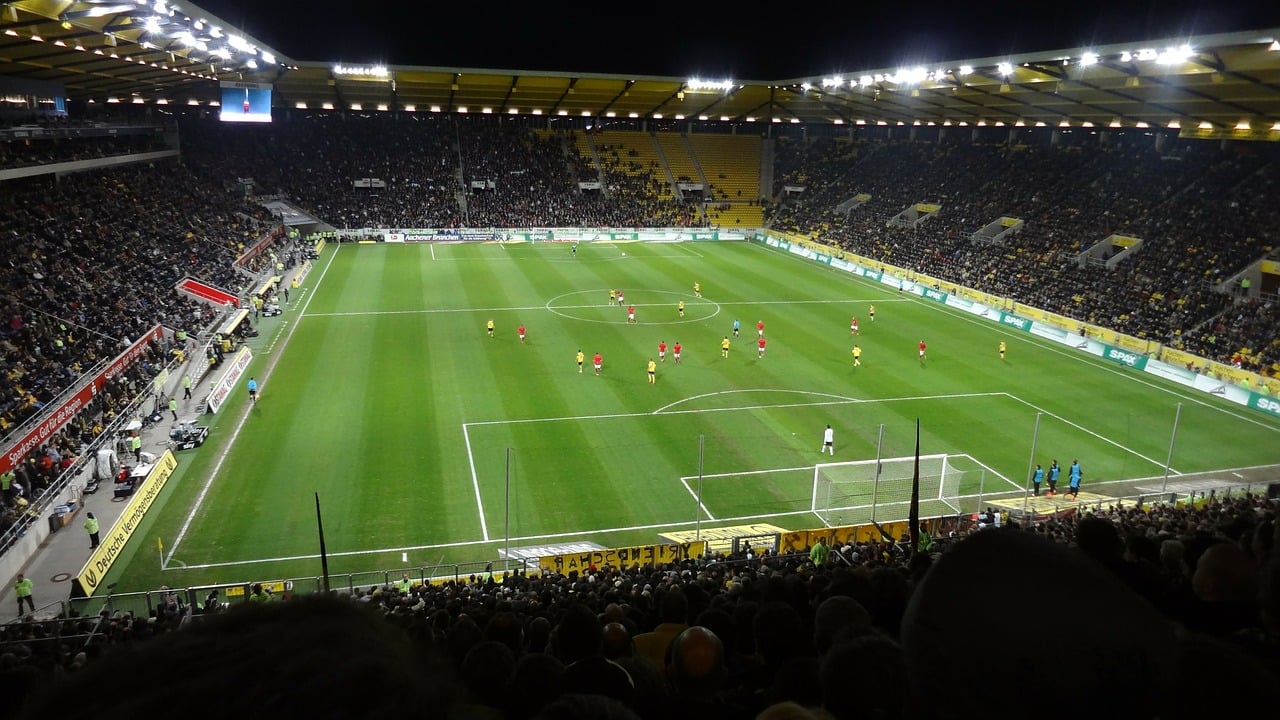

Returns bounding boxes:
[192,1,1280,79]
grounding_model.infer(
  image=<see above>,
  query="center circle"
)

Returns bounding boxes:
[545,290,721,325]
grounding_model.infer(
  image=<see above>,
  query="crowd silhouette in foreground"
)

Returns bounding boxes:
[2,493,1277,719]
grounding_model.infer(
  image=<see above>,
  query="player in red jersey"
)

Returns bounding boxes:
[672,341,682,364]
[757,336,767,358]
[658,340,667,362]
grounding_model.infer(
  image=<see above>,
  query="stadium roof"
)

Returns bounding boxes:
[2,1,1279,137]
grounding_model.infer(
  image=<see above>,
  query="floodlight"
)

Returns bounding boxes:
[1080,52,1098,67]
[1235,120,1251,130]
[997,62,1013,76]
[859,75,873,87]
[144,16,162,34]
[1197,121,1212,129]
[1156,45,1192,65]
[958,65,973,76]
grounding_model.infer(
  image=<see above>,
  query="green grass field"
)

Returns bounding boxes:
[110,240,1280,590]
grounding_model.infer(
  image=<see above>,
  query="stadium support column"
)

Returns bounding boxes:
[695,435,705,542]
[504,448,512,572]
[1020,413,1043,520]
[1160,404,1182,496]
[870,424,885,523]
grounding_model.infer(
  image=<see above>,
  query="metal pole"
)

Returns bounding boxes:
[1021,412,1042,520]
[695,435,705,542]
[870,424,885,522]
[1161,403,1182,495]
[504,447,511,573]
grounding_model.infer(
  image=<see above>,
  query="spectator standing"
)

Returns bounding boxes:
[84,512,100,549]
[811,537,829,567]
[15,573,34,615]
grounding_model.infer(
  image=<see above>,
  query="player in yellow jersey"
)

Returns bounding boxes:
[721,336,731,358]
[577,349,585,373]
[693,282,702,298]
[608,289,616,305]
[678,300,685,317]
[852,345,862,367]
[869,304,876,322]
[486,319,494,338]
[648,358,657,384]
[999,341,1006,360]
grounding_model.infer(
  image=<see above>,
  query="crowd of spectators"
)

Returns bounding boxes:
[1,490,1275,719]
[0,142,287,555]
[768,129,1280,373]
[0,133,169,170]
[178,114,699,230]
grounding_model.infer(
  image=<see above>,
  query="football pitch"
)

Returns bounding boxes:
[112,240,1280,590]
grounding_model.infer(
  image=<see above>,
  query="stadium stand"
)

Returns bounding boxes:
[2,110,1279,718]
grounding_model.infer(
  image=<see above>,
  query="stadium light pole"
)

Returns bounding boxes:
[1160,403,1182,496]
[695,435,705,542]
[870,424,885,523]
[1021,412,1043,520]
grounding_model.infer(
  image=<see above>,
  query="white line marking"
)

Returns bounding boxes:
[465,390,1005,427]
[1001,393,1180,473]
[302,298,908,318]
[462,423,490,541]
[678,477,717,522]
[167,246,342,562]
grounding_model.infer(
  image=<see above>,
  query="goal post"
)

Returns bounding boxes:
[810,453,965,526]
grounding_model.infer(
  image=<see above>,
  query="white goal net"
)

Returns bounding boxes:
[811,453,965,526]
